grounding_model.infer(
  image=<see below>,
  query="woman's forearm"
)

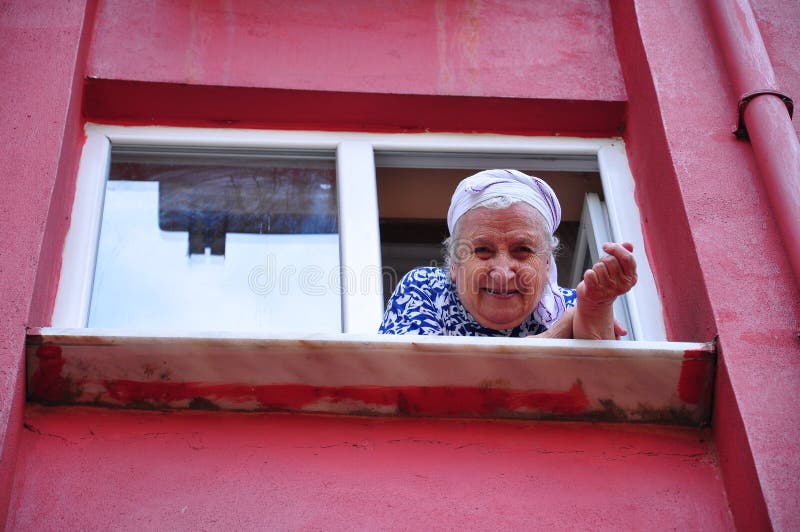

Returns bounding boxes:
[573,301,615,340]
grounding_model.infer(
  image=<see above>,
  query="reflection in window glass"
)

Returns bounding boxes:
[88,153,341,333]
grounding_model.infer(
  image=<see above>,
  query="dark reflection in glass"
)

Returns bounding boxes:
[110,156,337,255]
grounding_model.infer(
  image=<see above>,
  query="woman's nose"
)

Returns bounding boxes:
[488,255,515,281]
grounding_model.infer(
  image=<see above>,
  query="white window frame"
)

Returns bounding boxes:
[52,124,666,340]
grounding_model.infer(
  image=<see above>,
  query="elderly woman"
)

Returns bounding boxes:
[379,169,637,339]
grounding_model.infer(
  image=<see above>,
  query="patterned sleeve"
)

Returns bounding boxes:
[560,287,577,309]
[379,269,446,335]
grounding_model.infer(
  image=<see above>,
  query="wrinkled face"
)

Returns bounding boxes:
[450,203,551,330]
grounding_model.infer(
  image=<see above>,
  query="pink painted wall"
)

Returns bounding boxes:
[81,0,627,135]
[611,1,800,529]
[0,0,95,525]
[9,406,732,530]
[3,0,800,528]
[88,0,625,101]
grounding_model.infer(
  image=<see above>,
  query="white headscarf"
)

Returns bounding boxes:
[447,169,566,328]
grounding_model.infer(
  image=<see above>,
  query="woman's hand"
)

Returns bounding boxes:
[536,308,576,339]
[573,242,638,340]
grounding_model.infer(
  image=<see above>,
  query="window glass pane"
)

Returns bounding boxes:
[88,152,341,333]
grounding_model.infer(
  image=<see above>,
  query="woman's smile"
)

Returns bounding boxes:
[483,287,519,297]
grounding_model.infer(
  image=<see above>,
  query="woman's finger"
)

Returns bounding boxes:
[600,253,623,282]
[583,269,599,291]
[592,260,612,289]
[602,242,637,278]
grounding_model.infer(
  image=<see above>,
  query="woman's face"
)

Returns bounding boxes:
[450,203,551,330]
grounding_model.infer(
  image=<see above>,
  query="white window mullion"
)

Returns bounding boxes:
[51,132,111,328]
[597,143,666,341]
[336,142,384,333]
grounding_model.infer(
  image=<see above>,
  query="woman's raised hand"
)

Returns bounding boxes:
[578,242,637,305]
[573,242,638,340]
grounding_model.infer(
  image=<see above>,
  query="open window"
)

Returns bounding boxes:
[52,125,665,340]
[372,147,663,341]
[375,162,603,305]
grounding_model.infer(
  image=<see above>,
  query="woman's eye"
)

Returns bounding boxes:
[513,246,534,255]
[474,247,491,257]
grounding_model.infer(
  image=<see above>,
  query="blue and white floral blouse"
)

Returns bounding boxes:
[379,267,577,337]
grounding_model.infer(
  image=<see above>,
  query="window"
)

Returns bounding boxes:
[53,125,666,340]
[34,125,713,424]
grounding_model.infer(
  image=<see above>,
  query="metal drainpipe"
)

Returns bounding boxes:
[708,0,800,289]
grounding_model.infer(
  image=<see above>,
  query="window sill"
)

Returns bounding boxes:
[26,328,714,426]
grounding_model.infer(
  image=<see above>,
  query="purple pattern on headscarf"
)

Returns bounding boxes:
[465,178,508,193]
[532,178,559,232]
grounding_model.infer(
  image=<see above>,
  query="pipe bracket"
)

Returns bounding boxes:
[735,89,794,140]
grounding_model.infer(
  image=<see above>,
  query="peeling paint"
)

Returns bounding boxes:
[28,376,706,424]
[28,344,67,403]
[678,346,716,406]
[66,379,592,418]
